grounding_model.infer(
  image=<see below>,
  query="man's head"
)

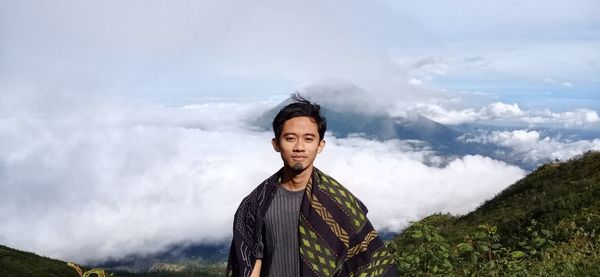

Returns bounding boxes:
[272,94,327,141]
[272,94,327,173]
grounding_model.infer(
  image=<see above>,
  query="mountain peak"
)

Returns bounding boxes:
[295,79,390,116]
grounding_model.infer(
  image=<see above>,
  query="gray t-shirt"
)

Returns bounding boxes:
[264,186,305,277]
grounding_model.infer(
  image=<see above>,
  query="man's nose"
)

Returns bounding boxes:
[293,140,305,151]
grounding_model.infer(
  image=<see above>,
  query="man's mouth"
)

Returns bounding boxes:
[292,156,307,161]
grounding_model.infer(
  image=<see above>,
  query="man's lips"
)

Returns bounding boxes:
[292,156,307,161]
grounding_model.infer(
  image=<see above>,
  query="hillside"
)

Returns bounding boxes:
[390,151,600,276]
[457,150,600,245]
[0,244,80,277]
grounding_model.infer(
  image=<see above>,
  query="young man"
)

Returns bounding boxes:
[227,95,397,277]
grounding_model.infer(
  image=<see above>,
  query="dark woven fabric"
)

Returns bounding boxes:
[226,168,398,277]
[226,168,280,277]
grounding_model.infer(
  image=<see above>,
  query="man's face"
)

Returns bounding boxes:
[272,116,326,172]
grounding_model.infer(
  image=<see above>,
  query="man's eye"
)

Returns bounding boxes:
[286,137,295,141]
[305,138,314,142]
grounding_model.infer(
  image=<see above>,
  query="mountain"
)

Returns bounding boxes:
[253,98,528,167]
[254,97,461,141]
[389,151,600,275]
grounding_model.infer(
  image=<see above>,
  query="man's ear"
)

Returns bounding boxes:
[317,139,326,154]
[271,138,281,152]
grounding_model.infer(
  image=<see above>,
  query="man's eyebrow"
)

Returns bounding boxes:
[281,132,316,136]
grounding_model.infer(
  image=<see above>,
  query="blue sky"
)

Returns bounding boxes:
[1,0,599,262]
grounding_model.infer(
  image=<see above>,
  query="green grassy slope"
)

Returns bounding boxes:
[0,244,80,277]
[449,150,600,245]
[390,151,600,276]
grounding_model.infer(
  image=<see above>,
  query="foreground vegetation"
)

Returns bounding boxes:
[388,151,600,276]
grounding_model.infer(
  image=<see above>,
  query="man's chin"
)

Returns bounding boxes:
[292,163,304,172]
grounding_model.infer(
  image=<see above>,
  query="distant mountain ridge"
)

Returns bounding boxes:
[92,242,228,273]
[253,97,529,167]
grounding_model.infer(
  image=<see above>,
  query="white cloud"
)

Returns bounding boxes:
[0,98,525,263]
[482,102,525,118]
[545,108,600,126]
[459,129,600,164]
[414,102,600,126]
[295,78,395,116]
[320,138,525,231]
[411,103,479,125]
[561,82,574,88]
[390,56,495,84]
[0,0,421,98]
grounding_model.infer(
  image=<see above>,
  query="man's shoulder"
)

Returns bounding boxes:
[314,168,367,210]
[315,168,353,194]
[237,169,282,208]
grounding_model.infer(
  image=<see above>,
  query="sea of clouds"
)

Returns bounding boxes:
[0,95,531,263]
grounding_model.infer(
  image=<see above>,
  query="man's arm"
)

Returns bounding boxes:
[250,259,262,277]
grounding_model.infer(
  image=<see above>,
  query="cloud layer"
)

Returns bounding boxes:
[413,102,600,126]
[0,98,527,263]
[459,129,600,164]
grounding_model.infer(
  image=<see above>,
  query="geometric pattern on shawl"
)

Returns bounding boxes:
[300,168,397,277]
[226,167,398,277]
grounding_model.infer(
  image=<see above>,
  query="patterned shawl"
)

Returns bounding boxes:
[226,167,397,277]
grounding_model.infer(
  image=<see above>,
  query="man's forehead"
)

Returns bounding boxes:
[281,117,319,134]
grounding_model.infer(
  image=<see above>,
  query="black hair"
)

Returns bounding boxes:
[272,93,327,141]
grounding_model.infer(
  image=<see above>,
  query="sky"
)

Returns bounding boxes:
[1,0,599,263]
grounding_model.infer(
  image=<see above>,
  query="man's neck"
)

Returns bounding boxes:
[280,164,313,191]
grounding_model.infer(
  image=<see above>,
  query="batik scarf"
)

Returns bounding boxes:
[226,167,397,277]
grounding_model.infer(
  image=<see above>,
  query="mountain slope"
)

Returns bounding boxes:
[390,151,600,275]
[448,150,600,245]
